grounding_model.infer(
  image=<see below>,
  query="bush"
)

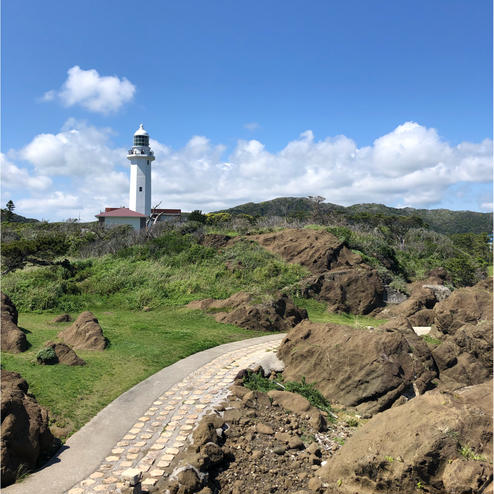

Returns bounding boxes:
[188,210,207,223]
[36,347,58,365]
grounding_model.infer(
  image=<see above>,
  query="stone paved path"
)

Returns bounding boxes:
[57,335,283,494]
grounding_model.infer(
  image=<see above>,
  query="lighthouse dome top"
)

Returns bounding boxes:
[133,124,149,146]
[134,124,149,137]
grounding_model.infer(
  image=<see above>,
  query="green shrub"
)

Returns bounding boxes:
[36,346,58,365]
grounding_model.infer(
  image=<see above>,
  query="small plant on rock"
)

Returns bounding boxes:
[459,445,487,461]
[36,346,58,365]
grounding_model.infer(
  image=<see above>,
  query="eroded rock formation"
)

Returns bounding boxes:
[1,371,60,487]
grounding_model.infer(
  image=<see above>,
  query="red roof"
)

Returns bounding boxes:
[152,208,181,214]
[95,207,146,218]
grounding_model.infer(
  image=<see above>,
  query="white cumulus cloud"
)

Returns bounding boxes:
[42,66,136,114]
[20,120,126,176]
[0,153,52,193]
[4,121,493,221]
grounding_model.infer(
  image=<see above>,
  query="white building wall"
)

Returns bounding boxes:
[129,158,151,216]
[104,216,141,231]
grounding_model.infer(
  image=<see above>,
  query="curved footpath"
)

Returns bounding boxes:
[5,333,284,494]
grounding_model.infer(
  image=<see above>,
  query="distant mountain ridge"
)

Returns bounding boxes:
[217,197,493,234]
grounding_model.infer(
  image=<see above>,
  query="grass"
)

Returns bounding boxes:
[459,445,487,461]
[242,370,335,419]
[421,334,442,346]
[488,265,493,277]
[1,307,268,440]
[293,297,387,327]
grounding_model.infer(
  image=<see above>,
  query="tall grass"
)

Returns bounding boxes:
[3,232,308,312]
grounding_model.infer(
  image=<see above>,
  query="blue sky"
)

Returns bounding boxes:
[2,0,492,221]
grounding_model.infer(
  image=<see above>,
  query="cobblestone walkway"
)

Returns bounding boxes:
[67,336,283,494]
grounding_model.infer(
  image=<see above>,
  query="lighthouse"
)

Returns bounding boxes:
[127,124,155,216]
[96,124,181,230]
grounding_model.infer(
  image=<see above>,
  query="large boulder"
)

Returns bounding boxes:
[248,228,362,274]
[38,342,86,366]
[379,285,438,320]
[320,380,493,494]
[188,293,307,332]
[215,294,307,332]
[57,311,107,350]
[434,278,493,335]
[278,320,437,417]
[432,320,492,388]
[302,267,384,314]
[1,292,28,353]
[1,371,60,487]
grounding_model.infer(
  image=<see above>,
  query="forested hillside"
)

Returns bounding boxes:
[218,197,493,234]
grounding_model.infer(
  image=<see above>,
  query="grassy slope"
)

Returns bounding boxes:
[2,308,267,440]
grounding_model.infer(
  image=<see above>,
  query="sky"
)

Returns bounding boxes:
[1,0,492,221]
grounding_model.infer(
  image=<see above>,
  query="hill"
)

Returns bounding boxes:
[218,197,493,234]
[1,209,40,224]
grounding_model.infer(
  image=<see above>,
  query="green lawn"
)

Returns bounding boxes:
[1,307,267,440]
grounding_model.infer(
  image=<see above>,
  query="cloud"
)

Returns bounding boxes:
[0,153,52,193]
[42,66,136,114]
[4,121,492,221]
[20,120,125,176]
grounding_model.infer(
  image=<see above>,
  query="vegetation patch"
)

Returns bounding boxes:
[421,335,442,346]
[459,445,487,461]
[242,370,335,419]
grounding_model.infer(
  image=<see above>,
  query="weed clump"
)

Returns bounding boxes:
[242,370,335,419]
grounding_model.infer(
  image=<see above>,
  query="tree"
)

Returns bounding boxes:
[1,232,70,275]
[188,210,207,224]
[307,196,326,224]
[5,200,15,222]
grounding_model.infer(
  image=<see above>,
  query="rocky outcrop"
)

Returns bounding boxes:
[216,294,307,332]
[379,285,438,320]
[424,278,494,389]
[320,380,493,494]
[248,228,362,274]
[434,278,493,335]
[432,319,493,388]
[38,342,86,366]
[188,293,308,332]
[1,371,60,487]
[302,267,384,314]
[1,292,28,353]
[58,311,108,351]
[278,320,438,417]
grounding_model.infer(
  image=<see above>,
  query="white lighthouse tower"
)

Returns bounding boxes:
[127,124,155,216]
